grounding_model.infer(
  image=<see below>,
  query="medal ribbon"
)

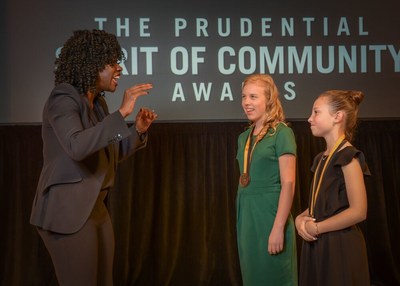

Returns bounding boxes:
[243,126,261,176]
[309,134,346,217]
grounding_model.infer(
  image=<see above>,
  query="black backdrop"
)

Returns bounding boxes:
[0,120,399,286]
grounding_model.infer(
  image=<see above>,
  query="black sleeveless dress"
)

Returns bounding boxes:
[299,146,371,286]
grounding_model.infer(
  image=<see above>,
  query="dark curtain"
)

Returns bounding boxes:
[0,120,399,286]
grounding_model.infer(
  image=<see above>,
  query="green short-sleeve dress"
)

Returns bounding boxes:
[236,123,298,286]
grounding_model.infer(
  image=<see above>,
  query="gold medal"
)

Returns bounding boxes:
[239,173,250,187]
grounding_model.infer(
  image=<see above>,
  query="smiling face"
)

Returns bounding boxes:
[96,63,123,93]
[242,81,267,126]
[308,95,336,137]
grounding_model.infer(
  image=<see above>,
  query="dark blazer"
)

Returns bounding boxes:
[30,83,146,234]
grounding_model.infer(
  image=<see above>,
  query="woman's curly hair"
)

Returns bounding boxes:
[54,29,124,95]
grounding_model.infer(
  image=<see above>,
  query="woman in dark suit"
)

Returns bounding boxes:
[30,29,157,286]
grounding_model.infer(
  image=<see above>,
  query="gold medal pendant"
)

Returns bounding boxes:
[239,173,250,187]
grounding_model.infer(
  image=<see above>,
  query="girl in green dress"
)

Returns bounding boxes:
[236,74,298,286]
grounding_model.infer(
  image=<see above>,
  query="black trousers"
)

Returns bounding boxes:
[38,191,114,286]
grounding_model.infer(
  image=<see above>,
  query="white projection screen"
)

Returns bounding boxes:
[1,0,399,123]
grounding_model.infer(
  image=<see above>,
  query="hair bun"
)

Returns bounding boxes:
[349,90,364,106]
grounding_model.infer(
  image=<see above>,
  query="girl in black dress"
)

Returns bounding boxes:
[295,90,370,286]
